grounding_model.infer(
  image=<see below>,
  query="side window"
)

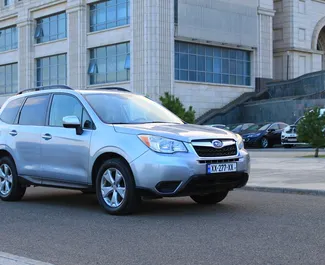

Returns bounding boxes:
[49,94,83,127]
[0,97,25,124]
[269,124,280,130]
[19,95,50,126]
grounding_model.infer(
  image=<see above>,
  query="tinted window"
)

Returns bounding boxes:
[0,97,24,124]
[50,94,83,127]
[269,124,280,130]
[19,95,50,126]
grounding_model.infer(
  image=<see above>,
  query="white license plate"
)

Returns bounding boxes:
[288,138,297,142]
[207,163,237,174]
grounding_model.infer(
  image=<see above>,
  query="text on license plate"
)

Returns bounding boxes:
[207,163,237,174]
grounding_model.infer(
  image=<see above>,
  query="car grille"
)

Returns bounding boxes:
[193,144,237,157]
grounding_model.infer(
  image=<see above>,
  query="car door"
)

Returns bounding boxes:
[12,94,50,178]
[266,123,281,144]
[40,93,93,184]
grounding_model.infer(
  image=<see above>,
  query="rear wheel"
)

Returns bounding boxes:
[191,191,228,205]
[0,156,26,201]
[96,158,140,215]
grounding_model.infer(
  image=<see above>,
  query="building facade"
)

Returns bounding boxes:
[0,0,274,117]
[273,0,325,81]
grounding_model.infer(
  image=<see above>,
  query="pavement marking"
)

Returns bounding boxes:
[0,252,54,265]
[243,186,325,196]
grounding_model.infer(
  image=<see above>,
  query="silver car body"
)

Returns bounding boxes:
[0,89,250,197]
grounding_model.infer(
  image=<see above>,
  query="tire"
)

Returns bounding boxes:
[260,137,269,148]
[0,156,26,202]
[191,191,228,205]
[95,158,140,215]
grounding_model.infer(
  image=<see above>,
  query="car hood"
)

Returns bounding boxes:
[113,123,236,142]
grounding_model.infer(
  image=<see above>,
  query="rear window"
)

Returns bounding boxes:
[18,95,50,126]
[0,97,25,124]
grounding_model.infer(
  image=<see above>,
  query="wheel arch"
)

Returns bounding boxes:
[0,148,17,171]
[91,152,133,187]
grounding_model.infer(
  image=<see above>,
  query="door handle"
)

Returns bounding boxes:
[9,130,17,136]
[42,133,52,140]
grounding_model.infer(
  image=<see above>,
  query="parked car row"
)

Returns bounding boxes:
[206,122,290,148]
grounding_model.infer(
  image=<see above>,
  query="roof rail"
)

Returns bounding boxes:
[95,87,131,93]
[17,85,73,95]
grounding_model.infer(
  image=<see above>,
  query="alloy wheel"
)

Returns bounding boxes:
[101,168,126,208]
[0,164,13,196]
[261,138,268,148]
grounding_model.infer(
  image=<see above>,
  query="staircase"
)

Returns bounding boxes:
[196,92,256,125]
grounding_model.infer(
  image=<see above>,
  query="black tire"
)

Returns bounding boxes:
[260,137,269,148]
[0,156,26,201]
[96,158,140,215]
[191,191,228,205]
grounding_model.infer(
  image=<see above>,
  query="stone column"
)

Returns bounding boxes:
[132,0,174,100]
[66,0,87,90]
[257,6,275,80]
[16,15,33,89]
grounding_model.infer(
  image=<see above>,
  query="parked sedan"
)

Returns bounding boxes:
[242,122,289,148]
[228,123,255,134]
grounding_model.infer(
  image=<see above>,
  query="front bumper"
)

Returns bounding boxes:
[130,145,250,197]
[243,137,260,147]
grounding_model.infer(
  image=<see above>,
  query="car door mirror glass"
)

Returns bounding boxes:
[63,116,83,135]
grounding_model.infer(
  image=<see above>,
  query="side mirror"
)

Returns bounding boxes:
[63,116,83,135]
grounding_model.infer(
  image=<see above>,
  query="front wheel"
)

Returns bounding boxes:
[191,191,228,205]
[0,156,26,201]
[96,158,140,215]
[260,137,269,148]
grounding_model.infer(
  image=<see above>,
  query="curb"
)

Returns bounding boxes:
[0,252,54,265]
[243,186,325,197]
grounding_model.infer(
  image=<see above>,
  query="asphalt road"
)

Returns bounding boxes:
[1,188,324,265]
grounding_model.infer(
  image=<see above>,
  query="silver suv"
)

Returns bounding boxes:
[0,85,250,215]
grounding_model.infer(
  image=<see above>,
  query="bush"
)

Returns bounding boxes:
[159,92,196,124]
[297,107,325,157]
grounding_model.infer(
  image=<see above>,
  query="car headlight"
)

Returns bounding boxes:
[236,134,244,150]
[138,135,188,154]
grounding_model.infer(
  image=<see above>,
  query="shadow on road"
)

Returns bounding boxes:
[18,188,243,217]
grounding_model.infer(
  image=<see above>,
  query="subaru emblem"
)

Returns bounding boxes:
[212,140,223,149]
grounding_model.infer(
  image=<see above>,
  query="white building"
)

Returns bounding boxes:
[0,0,274,117]
[273,0,325,80]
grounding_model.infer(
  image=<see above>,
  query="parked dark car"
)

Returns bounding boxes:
[241,122,289,148]
[228,123,255,134]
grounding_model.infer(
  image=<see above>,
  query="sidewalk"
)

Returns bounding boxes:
[0,252,53,265]
[245,149,325,195]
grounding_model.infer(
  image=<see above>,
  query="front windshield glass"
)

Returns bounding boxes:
[83,93,184,124]
[245,123,270,132]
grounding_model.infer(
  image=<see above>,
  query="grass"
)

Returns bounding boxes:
[299,155,325,158]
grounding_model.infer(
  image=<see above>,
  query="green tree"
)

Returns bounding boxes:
[159,92,196,124]
[297,107,325,157]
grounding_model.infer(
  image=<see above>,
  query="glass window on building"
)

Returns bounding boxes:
[0,26,18,52]
[175,41,251,86]
[0,63,18,95]
[34,13,67,44]
[88,42,130,85]
[89,0,130,32]
[36,54,67,87]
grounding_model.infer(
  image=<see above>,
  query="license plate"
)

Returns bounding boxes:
[207,163,237,174]
[288,138,296,142]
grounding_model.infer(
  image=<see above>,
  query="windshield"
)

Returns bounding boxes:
[83,93,184,124]
[245,123,270,132]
